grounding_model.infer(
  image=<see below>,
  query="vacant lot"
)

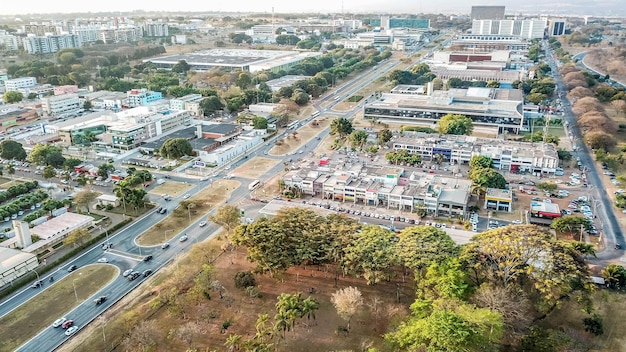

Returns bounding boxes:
[148,181,193,198]
[136,179,240,245]
[270,116,332,156]
[0,265,117,352]
[231,157,280,180]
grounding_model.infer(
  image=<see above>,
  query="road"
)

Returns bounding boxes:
[545,43,625,261]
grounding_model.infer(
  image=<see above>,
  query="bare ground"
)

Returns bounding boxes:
[269,116,332,156]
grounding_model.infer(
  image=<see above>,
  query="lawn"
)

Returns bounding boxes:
[0,179,22,189]
[0,265,117,352]
[148,181,194,198]
[136,179,240,245]
[269,116,332,156]
[231,157,280,180]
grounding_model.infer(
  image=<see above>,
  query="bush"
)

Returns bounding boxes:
[583,313,604,336]
[234,271,256,289]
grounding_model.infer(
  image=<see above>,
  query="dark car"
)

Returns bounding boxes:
[94,296,107,305]
[143,270,153,277]
[156,207,163,213]
[143,255,153,262]
[31,280,43,289]
[67,265,78,272]
[158,208,167,214]
[128,272,141,281]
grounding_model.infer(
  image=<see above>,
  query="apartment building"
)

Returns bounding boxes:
[169,94,203,116]
[126,88,163,107]
[472,19,547,40]
[22,34,81,54]
[282,164,471,217]
[41,93,81,117]
[143,22,169,37]
[0,31,20,51]
[363,86,524,134]
[4,77,37,92]
[391,132,559,174]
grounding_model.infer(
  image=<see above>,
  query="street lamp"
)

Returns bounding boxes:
[100,226,110,246]
[164,229,173,242]
[29,269,40,286]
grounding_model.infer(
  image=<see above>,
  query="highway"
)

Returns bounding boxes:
[545,43,625,260]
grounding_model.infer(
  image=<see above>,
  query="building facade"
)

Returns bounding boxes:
[169,94,203,116]
[22,34,81,54]
[470,6,506,20]
[4,77,37,92]
[472,20,547,40]
[143,22,169,37]
[126,88,163,107]
[41,93,81,117]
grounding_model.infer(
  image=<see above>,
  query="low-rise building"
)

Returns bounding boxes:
[78,91,126,110]
[4,77,37,92]
[198,129,263,166]
[169,94,203,116]
[126,88,163,108]
[484,188,513,212]
[0,247,38,284]
[53,85,79,95]
[0,105,39,131]
[41,93,81,117]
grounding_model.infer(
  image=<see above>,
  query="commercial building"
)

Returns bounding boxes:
[22,34,81,54]
[0,105,38,131]
[169,94,203,116]
[470,6,506,20]
[145,49,322,74]
[484,188,513,212]
[78,91,126,110]
[391,132,559,175]
[41,93,81,117]
[282,163,472,217]
[548,19,566,36]
[126,88,163,108]
[451,35,532,51]
[140,123,240,155]
[0,247,38,284]
[472,20,547,40]
[4,77,37,92]
[363,86,525,133]
[53,85,79,95]
[369,16,430,29]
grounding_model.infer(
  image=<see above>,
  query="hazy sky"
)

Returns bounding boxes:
[2,0,623,16]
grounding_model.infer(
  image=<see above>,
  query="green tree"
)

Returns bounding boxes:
[0,140,26,161]
[28,144,63,166]
[349,130,368,149]
[83,101,92,111]
[3,91,23,103]
[171,60,190,74]
[42,165,56,179]
[209,204,242,237]
[469,155,493,170]
[377,128,392,145]
[97,163,115,178]
[200,96,224,116]
[537,182,558,193]
[160,138,193,159]
[65,228,91,247]
[469,168,507,189]
[342,225,398,285]
[551,215,591,235]
[602,264,626,289]
[63,158,82,170]
[330,117,354,138]
[236,72,253,90]
[437,114,474,135]
[396,226,458,271]
[252,116,268,129]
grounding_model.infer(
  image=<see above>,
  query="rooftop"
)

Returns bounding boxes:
[485,188,513,200]
[531,201,560,214]
[31,212,93,240]
[0,247,37,273]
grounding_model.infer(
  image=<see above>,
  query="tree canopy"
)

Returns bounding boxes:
[437,114,474,135]
[160,138,193,159]
[0,140,26,161]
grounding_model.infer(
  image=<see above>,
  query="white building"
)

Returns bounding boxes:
[0,247,38,284]
[5,77,37,92]
[72,27,100,43]
[472,19,547,40]
[198,130,264,166]
[0,31,20,51]
[22,34,81,54]
[41,93,81,117]
[169,94,203,116]
[143,22,169,37]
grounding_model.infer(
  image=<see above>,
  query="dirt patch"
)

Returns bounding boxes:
[231,157,280,180]
[148,181,193,198]
[136,179,239,245]
[0,265,117,352]
[269,116,332,156]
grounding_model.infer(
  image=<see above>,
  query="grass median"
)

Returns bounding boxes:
[136,179,240,246]
[0,264,118,352]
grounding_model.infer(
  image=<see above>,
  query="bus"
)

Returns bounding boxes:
[287,120,299,129]
[311,111,320,117]
[248,179,261,191]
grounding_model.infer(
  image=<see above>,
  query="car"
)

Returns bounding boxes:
[128,272,141,281]
[67,265,78,272]
[512,220,523,224]
[94,296,107,305]
[143,270,153,277]
[122,269,133,277]
[161,242,170,249]
[183,194,190,199]
[97,258,108,263]
[102,242,113,250]
[65,325,79,336]
[201,177,209,181]
[156,207,163,213]
[62,320,74,329]
[179,235,188,242]
[199,221,207,227]
[31,280,43,288]
[52,317,67,328]
[158,208,167,214]
[143,255,153,262]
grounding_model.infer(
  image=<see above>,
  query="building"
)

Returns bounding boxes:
[363,86,525,133]
[139,122,240,155]
[78,91,126,110]
[0,31,20,51]
[484,188,513,212]
[548,19,566,36]
[391,132,559,175]
[145,49,322,74]
[41,93,81,117]
[23,24,58,36]
[143,22,169,37]
[169,94,203,116]
[0,247,38,284]
[369,17,430,29]
[451,35,532,51]
[22,34,81,54]
[53,85,79,95]
[126,88,163,108]
[470,6,506,20]
[198,129,264,166]
[96,194,120,208]
[0,105,38,131]
[264,75,312,92]
[4,77,37,92]
[530,201,561,219]
[472,20,547,40]
[23,212,94,253]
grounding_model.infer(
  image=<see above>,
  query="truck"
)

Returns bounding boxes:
[156,178,166,185]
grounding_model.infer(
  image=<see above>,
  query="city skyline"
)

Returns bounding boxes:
[2,0,625,17]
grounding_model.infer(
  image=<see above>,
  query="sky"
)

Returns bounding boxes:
[2,0,624,16]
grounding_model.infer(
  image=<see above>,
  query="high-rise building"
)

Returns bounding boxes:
[470,6,506,20]
[370,16,430,29]
[22,34,81,54]
[548,19,566,36]
[472,19,547,40]
[143,22,169,37]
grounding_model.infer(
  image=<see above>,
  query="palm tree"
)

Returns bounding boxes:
[224,334,242,352]
[300,297,319,331]
[602,264,626,289]
[471,183,487,201]
[274,311,290,339]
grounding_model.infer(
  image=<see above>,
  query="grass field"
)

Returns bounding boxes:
[136,179,240,245]
[148,181,193,198]
[231,157,280,180]
[0,265,117,352]
[0,179,22,189]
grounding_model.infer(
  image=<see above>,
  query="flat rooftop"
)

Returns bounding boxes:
[0,247,37,273]
[485,188,513,200]
[31,212,93,240]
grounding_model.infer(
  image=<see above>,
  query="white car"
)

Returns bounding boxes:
[183,194,190,199]
[97,258,108,263]
[179,235,188,242]
[512,220,523,224]
[122,269,133,277]
[65,325,79,336]
[52,317,67,328]
[199,221,207,227]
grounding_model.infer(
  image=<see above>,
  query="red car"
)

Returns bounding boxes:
[62,320,74,329]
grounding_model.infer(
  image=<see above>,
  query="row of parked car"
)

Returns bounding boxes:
[300,200,418,224]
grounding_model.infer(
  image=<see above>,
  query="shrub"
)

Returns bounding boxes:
[234,271,256,289]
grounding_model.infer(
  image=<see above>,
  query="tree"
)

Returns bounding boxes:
[396,226,458,271]
[0,140,26,161]
[65,228,91,247]
[123,320,160,352]
[73,189,99,212]
[331,286,363,332]
[177,321,201,349]
[200,96,224,115]
[469,168,507,189]
[28,144,63,166]
[602,264,626,289]
[209,204,242,237]
[469,155,493,170]
[224,334,243,352]
[330,117,354,138]
[83,100,92,111]
[377,128,392,145]
[437,114,474,135]
[97,163,115,178]
[171,60,191,74]
[2,91,23,103]
[349,130,368,149]
[585,131,616,150]
[537,182,558,193]
[234,271,256,289]
[343,225,398,285]
[63,158,82,170]
[550,215,591,235]
[583,313,604,336]
[42,166,56,179]
[160,138,193,159]
[252,116,268,129]
[6,164,14,179]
